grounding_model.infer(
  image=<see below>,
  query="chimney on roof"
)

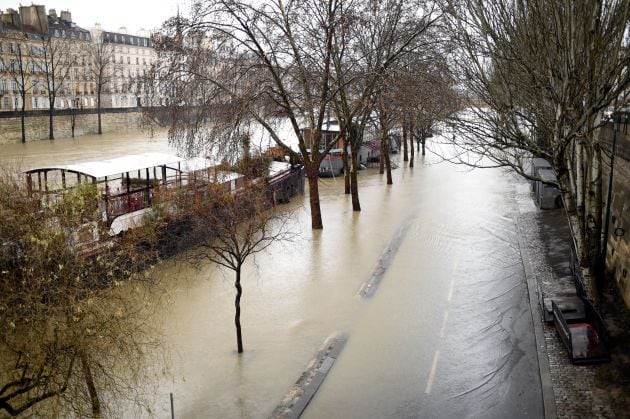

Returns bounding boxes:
[0,8,21,27]
[19,5,48,34]
[48,8,57,19]
[60,10,72,23]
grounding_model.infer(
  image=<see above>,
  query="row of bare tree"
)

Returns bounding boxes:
[1,30,117,142]
[144,0,630,294]
[441,0,630,290]
[143,0,459,229]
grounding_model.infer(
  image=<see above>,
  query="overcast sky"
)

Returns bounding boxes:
[0,0,185,34]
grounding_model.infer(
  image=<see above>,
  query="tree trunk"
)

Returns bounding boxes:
[402,120,409,162]
[48,106,55,140]
[80,352,101,418]
[409,122,414,168]
[585,139,603,286]
[342,138,350,194]
[350,150,361,211]
[381,129,393,184]
[421,138,426,156]
[71,111,76,138]
[379,130,386,175]
[235,266,243,353]
[385,147,393,185]
[306,165,323,229]
[574,138,587,264]
[97,90,102,135]
[20,101,26,143]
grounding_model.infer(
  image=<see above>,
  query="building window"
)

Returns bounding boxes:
[127,56,130,64]
[3,97,8,109]
[136,57,139,65]
[14,97,19,109]
[144,39,148,47]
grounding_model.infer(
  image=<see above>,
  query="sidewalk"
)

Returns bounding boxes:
[516,209,614,418]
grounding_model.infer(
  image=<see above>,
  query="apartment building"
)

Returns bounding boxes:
[91,24,156,108]
[0,5,95,112]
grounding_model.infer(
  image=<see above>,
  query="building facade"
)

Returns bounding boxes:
[1,4,157,113]
[92,24,156,108]
[0,5,95,112]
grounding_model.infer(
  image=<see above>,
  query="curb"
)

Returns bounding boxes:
[515,217,557,419]
[271,332,348,419]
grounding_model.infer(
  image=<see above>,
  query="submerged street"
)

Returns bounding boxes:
[1,132,543,418]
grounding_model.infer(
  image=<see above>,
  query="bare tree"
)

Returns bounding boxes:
[86,33,115,135]
[397,53,458,157]
[146,0,346,230]
[185,182,295,353]
[331,0,442,207]
[0,33,34,143]
[38,34,74,140]
[374,83,397,184]
[443,0,630,288]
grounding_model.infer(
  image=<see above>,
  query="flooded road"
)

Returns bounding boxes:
[0,132,542,418]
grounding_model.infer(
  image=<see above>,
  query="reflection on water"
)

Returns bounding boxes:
[0,134,541,418]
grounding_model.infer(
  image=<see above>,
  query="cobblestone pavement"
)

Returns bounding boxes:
[517,210,614,418]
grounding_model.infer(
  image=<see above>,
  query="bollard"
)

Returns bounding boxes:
[170,392,175,419]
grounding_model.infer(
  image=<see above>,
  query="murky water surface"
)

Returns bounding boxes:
[0,132,541,418]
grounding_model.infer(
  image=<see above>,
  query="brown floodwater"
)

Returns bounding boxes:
[0,131,542,418]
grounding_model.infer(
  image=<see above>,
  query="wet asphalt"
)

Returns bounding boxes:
[302,162,543,419]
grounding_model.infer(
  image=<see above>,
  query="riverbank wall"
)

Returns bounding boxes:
[600,121,630,306]
[0,108,165,144]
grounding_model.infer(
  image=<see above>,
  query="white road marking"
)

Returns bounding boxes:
[425,350,440,394]
[439,311,449,338]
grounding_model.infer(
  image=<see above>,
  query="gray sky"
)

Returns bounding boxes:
[0,0,184,34]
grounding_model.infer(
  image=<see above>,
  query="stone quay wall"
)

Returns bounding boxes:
[0,108,152,144]
[601,122,630,306]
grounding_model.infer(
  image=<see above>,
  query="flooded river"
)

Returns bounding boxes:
[0,131,542,418]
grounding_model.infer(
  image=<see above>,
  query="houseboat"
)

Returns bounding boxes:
[24,153,303,254]
[319,149,346,177]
